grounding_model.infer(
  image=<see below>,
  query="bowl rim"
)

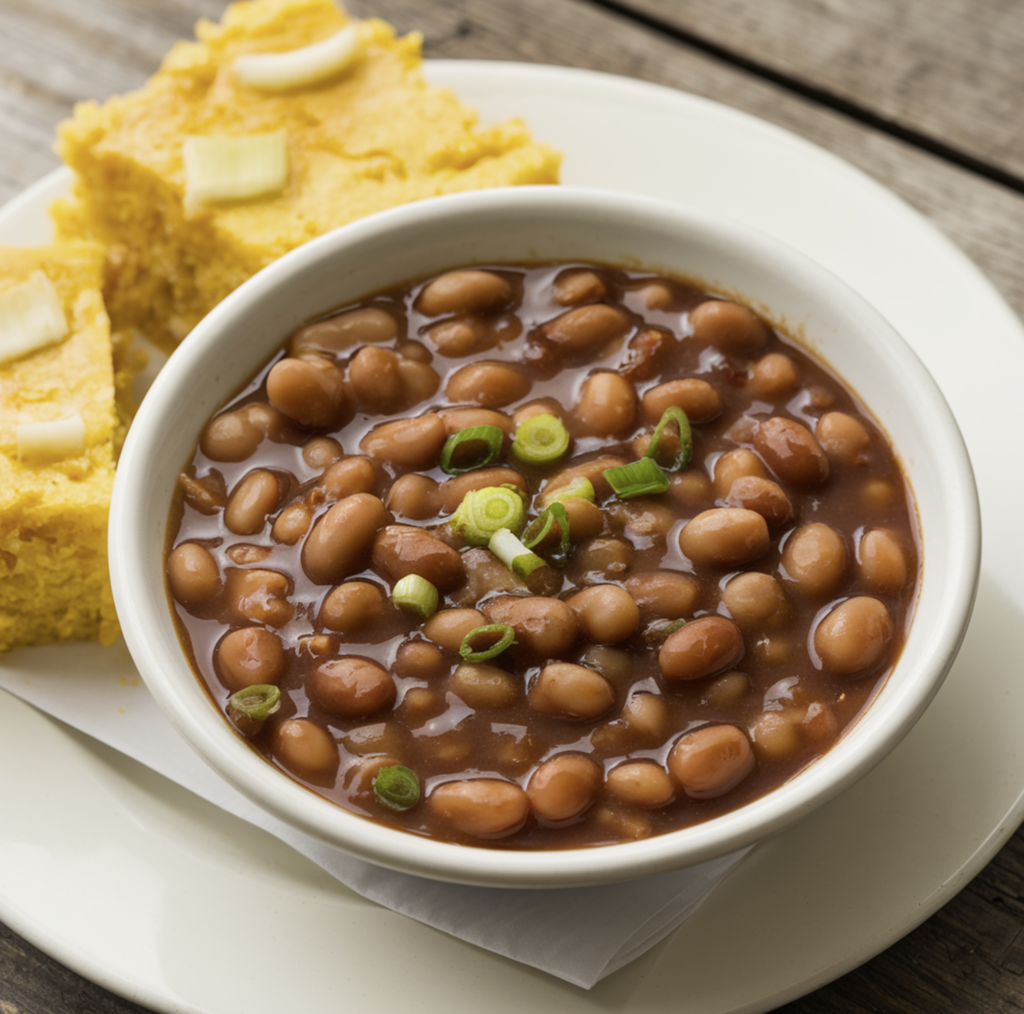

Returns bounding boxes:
[109,184,981,888]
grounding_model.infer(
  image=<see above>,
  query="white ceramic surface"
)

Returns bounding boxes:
[0,61,1020,1011]
[110,183,977,887]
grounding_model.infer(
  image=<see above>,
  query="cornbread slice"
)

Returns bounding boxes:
[54,0,561,351]
[0,241,120,653]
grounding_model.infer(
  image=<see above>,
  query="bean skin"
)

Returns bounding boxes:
[814,597,894,674]
[527,754,602,822]
[370,524,466,593]
[668,724,754,798]
[301,493,390,586]
[754,417,830,487]
[428,778,529,838]
[678,508,770,567]
[310,656,397,718]
[659,615,744,682]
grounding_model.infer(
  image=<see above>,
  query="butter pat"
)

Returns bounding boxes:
[234,23,361,90]
[17,414,86,461]
[183,131,289,215]
[0,271,69,365]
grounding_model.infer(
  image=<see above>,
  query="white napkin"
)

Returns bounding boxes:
[0,638,750,989]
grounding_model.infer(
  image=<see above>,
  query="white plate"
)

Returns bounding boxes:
[1,62,1021,1013]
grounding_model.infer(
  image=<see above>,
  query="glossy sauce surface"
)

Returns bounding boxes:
[166,263,919,849]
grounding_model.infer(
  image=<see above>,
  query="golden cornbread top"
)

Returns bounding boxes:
[0,241,116,479]
[58,0,560,253]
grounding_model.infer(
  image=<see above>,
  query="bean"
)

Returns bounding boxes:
[439,406,514,443]
[689,300,769,356]
[359,413,447,470]
[397,359,442,406]
[482,596,578,658]
[702,670,750,708]
[621,692,670,739]
[636,279,675,311]
[320,456,377,501]
[721,572,788,628]
[861,478,897,511]
[814,596,894,674]
[552,268,607,306]
[341,723,401,756]
[781,523,848,598]
[445,361,532,408]
[754,416,830,487]
[543,304,631,356]
[816,411,872,466]
[319,581,386,635]
[224,469,281,536]
[723,475,792,527]
[396,340,432,363]
[678,508,770,567]
[266,356,349,429]
[607,499,676,540]
[750,703,839,762]
[567,584,640,643]
[712,448,769,497]
[450,548,530,607]
[386,473,441,520]
[392,640,448,681]
[625,571,700,619]
[290,307,398,357]
[271,718,338,780]
[558,497,605,542]
[417,269,514,317]
[225,544,271,565]
[529,662,615,719]
[426,318,480,357]
[573,372,637,437]
[542,454,628,502]
[621,327,677,381]
[179,472,227,516]
[438,467,528,515]
[348,346,404,413]
[310,656,397,718]
[399,687,440,722]
[167,542,221,606]
[449,662,520,709]
[668,724,754,798]
[370,524,466,592]
[511,398,566,428]
[301,493,390,586]
[215,627,285,692]
[747,353,798,398]
[271,503,312,545]
[579,644,633,683]
[659,615,744,681]
[199,409,263,463]
[527,754,602,822]
[224,568,294,627]
[606,761,674,808]
[428,778,529,838]
[302,436,344,470]
[641,378,722,425]
[423,608,486,652]
[858,528,911,594]
[669,470,714,509]
[567,536,634,584]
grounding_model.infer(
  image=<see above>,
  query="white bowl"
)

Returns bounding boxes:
[109,186,980,888]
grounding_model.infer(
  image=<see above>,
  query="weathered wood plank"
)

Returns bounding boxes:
[612,0,1024,185]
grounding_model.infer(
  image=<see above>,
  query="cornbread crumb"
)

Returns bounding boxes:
[0,242,120,653]
[54,0,562,351]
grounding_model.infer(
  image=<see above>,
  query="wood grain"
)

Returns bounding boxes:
[1,1,1023,1013]
[609,0,1024,186]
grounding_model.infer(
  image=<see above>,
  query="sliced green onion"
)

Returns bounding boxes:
[392,574,439,619]
[439,425,505,475]
[183,131,289,216]
[459,623,517,662]
[538,475,596,508]
[522,502,572,560]
[450,484,526,546]
[489,527,548,579]
[646,406,693,471]
[603,457,670,499]
[0,270,68,365]
[234,24,362,91]
[642,617,688,645]
[228,684,281,722]
[373,764,420,811]
[511,413,570,465]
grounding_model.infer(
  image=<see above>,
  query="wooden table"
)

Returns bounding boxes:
[3,1,1023,1010]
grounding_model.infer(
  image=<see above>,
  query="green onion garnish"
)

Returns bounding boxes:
[510,413,570,466]
[642,617,688,645]
[538,475,596,508]
[439,425,505,475]
[450,484,527,546]
[522,502,572,560]
[645,406,693,471]
[459,623,517,662]
[603,457,670,498]
[373,764,420,811]
[489,527,548,579]
[392,574,439,619]
[227,684,281,722]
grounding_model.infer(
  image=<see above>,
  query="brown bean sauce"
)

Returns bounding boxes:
[166,263,920,850]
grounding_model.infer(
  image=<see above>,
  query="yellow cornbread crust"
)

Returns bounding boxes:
[54,0,562,351]
[0,242,120,653]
